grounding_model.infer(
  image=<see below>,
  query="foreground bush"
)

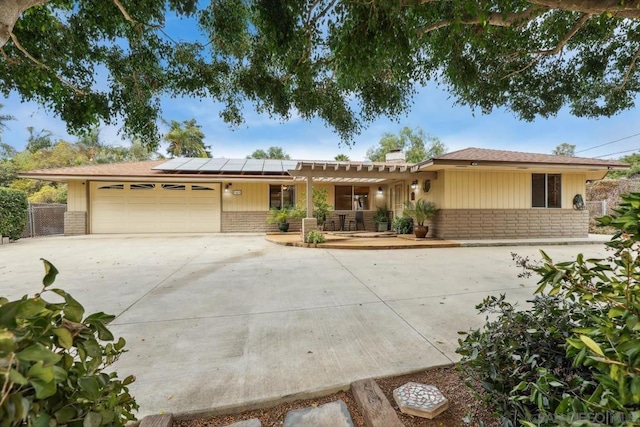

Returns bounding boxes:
[0,187,28,241]
[458,193,640,426]
[0,259,138,426]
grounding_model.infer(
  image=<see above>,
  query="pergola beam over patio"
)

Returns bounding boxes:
[289,161,436,182]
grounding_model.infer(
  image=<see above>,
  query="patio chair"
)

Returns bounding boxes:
[321,214,335,231]
[349,211,365,231]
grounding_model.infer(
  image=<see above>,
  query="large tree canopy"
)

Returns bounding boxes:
[3,1,640,147]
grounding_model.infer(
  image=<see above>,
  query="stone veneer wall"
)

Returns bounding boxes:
[64,211,87,235]
[221,210,380,233]
[221,211,303,233]
[433,209,589,240]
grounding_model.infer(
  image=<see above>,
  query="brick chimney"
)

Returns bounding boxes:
[385,149,406,163]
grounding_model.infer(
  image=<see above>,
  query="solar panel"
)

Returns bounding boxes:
[282,160,298,171]
[221,159,247,171]
[175,158,210,171]
[242,159,266,172]
[153,158,189,170]
[151,157,299,173]
[262,160,283,172]
[199,158,229,172]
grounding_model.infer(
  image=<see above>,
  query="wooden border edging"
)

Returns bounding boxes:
[139,414,173,427]
[351,379,404,427]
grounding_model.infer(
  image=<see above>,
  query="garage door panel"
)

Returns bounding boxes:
[91,182,220,233]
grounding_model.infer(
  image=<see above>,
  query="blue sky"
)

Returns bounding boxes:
[3,72,640,162]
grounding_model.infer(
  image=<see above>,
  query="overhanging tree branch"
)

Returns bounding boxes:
[618,44,640,90]
[9,33,85,95]
[419,6,547,35]
[528,0,640,19]
[502,13,592,80]
[112,0,138,24]
[535,12,592,55]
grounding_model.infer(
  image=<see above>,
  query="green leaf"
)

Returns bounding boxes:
[31,378,57,399]
[566,338,585,350]
[608,307,626,318]
[632,376,640,404]
[27,361,54,382]
[9,369,28,385]
[580,335,605,357]
[55,407,76,424]
[63,293,85,323]
[17,343,62,364]
[53,327,73,349]
[41,258,59,287]
[52,365,68,382]
[83,411,102,427]
[78,377,100,400]
[123,374,136,385]
[33,414,52,427]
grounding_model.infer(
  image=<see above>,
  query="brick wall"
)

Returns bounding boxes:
[64,211,87,235]
[433,209,589,239]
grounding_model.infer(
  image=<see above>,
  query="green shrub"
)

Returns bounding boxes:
[306,230,325,244]
[392,216,413,234]
[458,192,640,426]
[0,259,138,426]
[0,187,28,241]
[457,295,594,426]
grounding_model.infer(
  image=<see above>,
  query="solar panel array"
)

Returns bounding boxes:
[152,158,297,174]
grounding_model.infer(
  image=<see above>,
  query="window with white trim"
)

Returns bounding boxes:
[532,174,561,208]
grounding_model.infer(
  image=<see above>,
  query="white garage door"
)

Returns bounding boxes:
[90,182,221,233]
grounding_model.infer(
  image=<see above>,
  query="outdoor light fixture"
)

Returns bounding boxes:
[411,180,418,189]
[470,161,479,166]
[377,186,383,195]
[224,183,231,192]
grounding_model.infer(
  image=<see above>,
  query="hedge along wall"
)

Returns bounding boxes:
[0,187,28,241]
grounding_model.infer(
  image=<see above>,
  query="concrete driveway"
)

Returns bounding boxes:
[0,234,610,418]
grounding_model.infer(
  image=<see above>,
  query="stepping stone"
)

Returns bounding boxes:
[393,382,449,419]
[140,414,173,427]
[351,379,404,427]
[223,419,262,427]
[283,400,354,427]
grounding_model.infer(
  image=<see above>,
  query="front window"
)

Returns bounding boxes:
[269,184,296,209]
[532,174,561,208]
[335,186,370,210]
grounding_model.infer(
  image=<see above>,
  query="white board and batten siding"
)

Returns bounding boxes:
[90,182,221,233]
[441,170,586,210]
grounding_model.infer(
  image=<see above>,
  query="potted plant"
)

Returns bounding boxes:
[373,206,389,232]
[267,207,292,232]
[403,199,436,238]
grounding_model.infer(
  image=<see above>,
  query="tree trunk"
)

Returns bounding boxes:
[0,0,50,48]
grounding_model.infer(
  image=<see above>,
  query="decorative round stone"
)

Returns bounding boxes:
[392,382,449,419]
